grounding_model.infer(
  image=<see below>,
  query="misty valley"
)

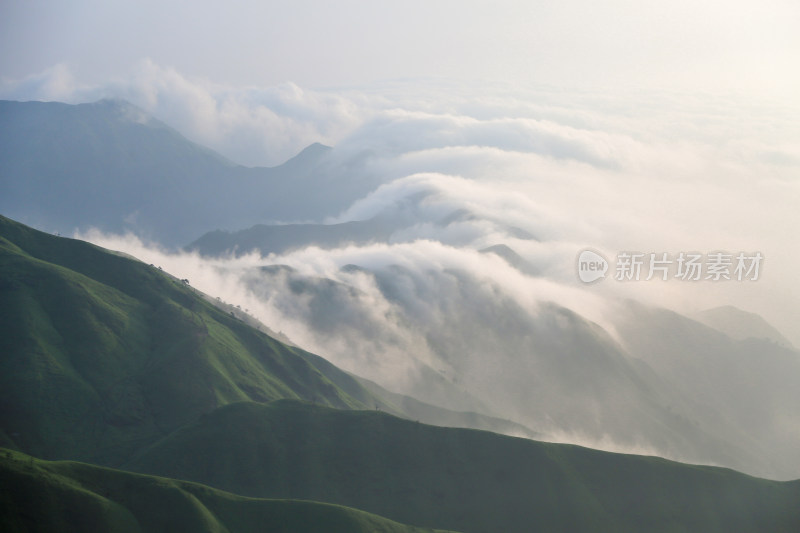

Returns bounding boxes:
[1,95,799,533]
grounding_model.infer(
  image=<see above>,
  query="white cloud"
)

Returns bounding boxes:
[40,63,796,348]
[1,60,370,166]
[16,64,798,477]
[0,63,81,102]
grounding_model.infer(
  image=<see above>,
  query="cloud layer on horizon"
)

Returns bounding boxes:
[46,65,800,478]
[4,60,800,169]
[19,60,792,346]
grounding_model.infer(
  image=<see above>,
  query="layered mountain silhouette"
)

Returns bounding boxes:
[229,255,800,480]
[0,99,380,246]
[0,214,533,466]
[187,218,397,257]
[4,98,799,483]
[126,399,800,533]
[0,213,379,465]
[3,97,800,531]
[0,449,453,533]
[694,305,794,348]
[2,215,799,532]
[186,207,538,260]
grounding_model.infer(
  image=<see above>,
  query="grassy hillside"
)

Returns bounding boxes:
[3,214,799,532]
[0,213,534,466]
[0,448,455,533]
[129,399,800,533]
[0,214,387,466]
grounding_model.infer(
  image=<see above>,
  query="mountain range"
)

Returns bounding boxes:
[1,448,454,533]
[4,101,799,483]
[1,214,799,532]
[0,213,531,466]
[219,246,800,480]
[0,99,380,246]
[2,97,800,531]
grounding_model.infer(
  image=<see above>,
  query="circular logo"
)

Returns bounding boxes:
[576,249,608,283]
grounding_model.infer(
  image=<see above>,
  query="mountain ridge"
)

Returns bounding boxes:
[0,213,540,465]
[0,99,347,245]
[0,447,455,533]
[126,398,800,533]
[3,213,800,532]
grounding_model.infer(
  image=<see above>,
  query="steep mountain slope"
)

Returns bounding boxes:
[2,214,798,532]
[0,214,537,464]
[0,100,341,245]
[128,399,800,533]
[616,301,800,480]
[0,214,387,465]
[0,449,455,533]
[236,259,769,477]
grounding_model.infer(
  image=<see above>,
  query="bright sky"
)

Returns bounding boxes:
[2,0,799,99]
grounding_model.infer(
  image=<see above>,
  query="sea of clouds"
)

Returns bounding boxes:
[6,61,800,477]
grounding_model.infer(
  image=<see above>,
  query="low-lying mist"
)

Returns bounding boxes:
[76,75,800,480]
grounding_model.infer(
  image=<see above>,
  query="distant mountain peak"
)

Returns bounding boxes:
[694,305,794,348]
[301,141,332,153]
[93,98,158,126]
[278,141,332,169]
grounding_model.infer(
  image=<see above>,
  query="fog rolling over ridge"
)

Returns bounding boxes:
[0,99,380,246]
[24,78,786,481]
[5,0,800,527]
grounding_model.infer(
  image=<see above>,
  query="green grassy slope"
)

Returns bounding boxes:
[0,214,386,466]
[0,213,535,462]
[0,449,455,533]
[129,400,800,533]
[3,214,799,532]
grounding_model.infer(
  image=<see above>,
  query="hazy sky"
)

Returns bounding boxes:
[2,0,799,99]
